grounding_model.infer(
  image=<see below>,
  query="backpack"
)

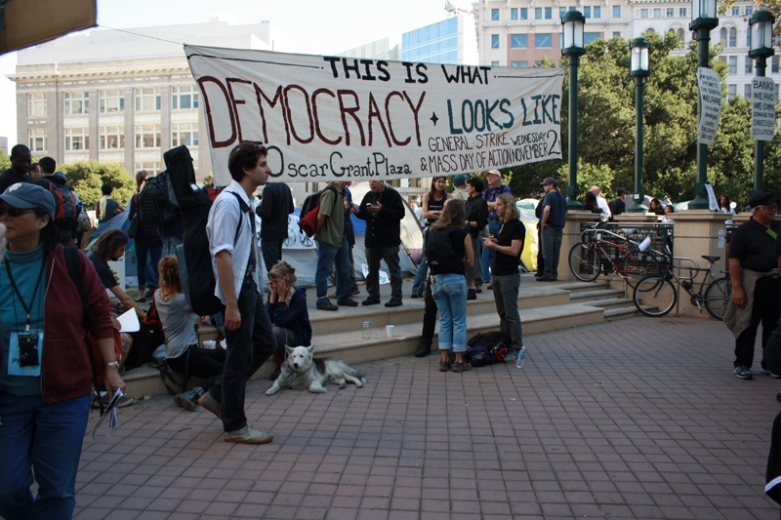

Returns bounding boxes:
[40,176,79,223]
[138,171,179,226]
[425,228,461,273]
[298,185,339,237]
[165,145,246,316]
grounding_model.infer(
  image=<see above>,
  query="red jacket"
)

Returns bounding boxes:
[0,244,113,403]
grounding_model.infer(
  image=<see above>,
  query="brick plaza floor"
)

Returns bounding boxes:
[73,316,781,520]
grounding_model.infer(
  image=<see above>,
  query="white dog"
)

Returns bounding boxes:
[266,345,368,395]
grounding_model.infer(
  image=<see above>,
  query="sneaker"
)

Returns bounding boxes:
[92,393,135,410]
[385,299,403,308]
[452,360,472,373]
[174,386,205,412]
[475,286,482,294]
[224,426,274,444]
[362,297,381,306]
[761,368,781,378]
[438,360,451,372]
[467,288,476,300]
[734,366,753,380]
[337,298,359,307]
[316,300,339,311]
[198,391,223,419]
[504,351,519,362]
[410,293,421,299]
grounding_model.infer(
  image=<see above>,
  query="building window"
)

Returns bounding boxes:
[677,28,685,42]
[172,86,200,110]
[731,7,739,15]
[511,61,528,67]
[667,8,674,17]
[613,31,621,37]
[511,8,518,20]
[679,8,687,16]
[135,88,161,112]
[491,61,500,66]
[511,34,528,48]
[99,90,124,113]
[135,124,161,148]
[653,8,661,17]
[491,8,499,20]
[172,122,199,147]
[747,29,752,47]
[28,128,46,152]
[646,28,656,35]
[491,34,500,48]
[728,56,737,74]
[99,126,125,150]
[27,93,46,117]
[773,56,779,73]
[746,6,753,15]
[545,7,552,18]
[63,92,89,115]
[745,84,752,98]
[720,28,727,45]
[593,6,601,18]
[584,6,591,18]
[613,6,620,17]
[535,33,552,48]
[535,7,542,19]
[135,162,162,175]
[584,32,601,44]
[746,57,753,73]
[729,27,736,47]
[728,84,737,100]
[64,128,89,151]
[521,8,528,19]
[640,9,648,18]
[560,7,567,18]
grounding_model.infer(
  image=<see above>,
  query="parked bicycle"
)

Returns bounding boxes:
[632,254,731,319]
[568,224,660,288]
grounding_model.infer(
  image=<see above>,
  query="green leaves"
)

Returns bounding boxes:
[61,161,135,208]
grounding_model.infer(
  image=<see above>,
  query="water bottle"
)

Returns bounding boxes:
[516,346,526,369]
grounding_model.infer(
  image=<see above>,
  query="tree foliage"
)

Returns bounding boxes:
[61,160,136,208]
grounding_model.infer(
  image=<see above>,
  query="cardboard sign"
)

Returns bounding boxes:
[184,45,564,185]
[697,67,722,145]
[752,76,777,141]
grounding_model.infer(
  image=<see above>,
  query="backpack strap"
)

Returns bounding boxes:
[229,191,251,242]
[63,246,103,414]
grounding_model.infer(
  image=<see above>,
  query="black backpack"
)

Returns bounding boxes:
[426,228,462,273]
[165,146,246,316]
[138,171,179,226]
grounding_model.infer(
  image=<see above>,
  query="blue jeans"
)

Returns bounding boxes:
[161,236,183,258]
[316,237,350,303]
[411,235,429,296]
[431,273,468,352]
[135,239,162,290]
[0,393,91,520]
[492,273,523,353]
[482,219,501,283]
[542,226,563,279]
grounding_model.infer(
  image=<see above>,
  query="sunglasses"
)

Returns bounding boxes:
[0,206,34,218]
[758,204,778,211]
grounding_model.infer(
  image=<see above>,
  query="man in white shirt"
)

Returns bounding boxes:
[200,142,276,445]
[590,185,611,218]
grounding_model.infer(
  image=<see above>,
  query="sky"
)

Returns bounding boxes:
[0,0,458,148]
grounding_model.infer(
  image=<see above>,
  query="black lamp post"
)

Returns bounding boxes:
[562,10,585,210]
[749,10,776,197]
[688,0,719,210]
[629,37,650,213]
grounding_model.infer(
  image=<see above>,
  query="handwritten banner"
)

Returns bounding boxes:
[697,67,723,145]
[751,76,776,142]
[184,45,563,185]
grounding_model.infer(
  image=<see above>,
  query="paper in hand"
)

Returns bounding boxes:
[116,308,140,333]
[91,389,124,441]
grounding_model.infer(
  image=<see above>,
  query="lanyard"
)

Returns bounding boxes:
[5,258,46,332]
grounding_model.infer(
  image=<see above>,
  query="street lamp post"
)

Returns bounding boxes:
[562,10,585,210]
[688,0,719,210]
[749,10,776,197]
[629,37,650,213]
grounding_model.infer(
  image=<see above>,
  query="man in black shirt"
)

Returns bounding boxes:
[608,188,627,217]
[726,192,781,380]
[0,145,35,193]
[258,182,294,276]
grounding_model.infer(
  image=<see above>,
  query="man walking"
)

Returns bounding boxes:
[608,188,627,217]
[200,142,277,444]
[0,144,34,193]
[482,170,511,287]
[258,181,294,275]
[357,180,405,307]
[538,177,567,282]
[314,181,356,311]
[724,192,781,380]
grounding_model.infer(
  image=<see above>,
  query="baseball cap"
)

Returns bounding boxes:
[0,183,56,218]
[485,170,501,177]
[748,192,778,208]
[540,177,557,187]
[453,174,468,187]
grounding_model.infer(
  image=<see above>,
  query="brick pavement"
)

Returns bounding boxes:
[73,316,781,519]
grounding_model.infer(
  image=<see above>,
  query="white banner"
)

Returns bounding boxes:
[752,76,776,141]
[184,45,564,185]
[697,67,722,145]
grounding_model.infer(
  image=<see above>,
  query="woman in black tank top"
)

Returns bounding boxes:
[411,177,452,298]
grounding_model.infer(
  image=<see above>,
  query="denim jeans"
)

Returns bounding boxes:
[481,219,501,283]
[431,273,468,352]
[208,278,276,432]
[411,236,429,296]
[135,239,163,289]
[261,238,283,276]
[0,393,91,520]
[161,236,183,258]
[366,245,402,301]
[167,346,227,393]
[492,273,523,353]
[541,226,563,279]
[316,237,351,303]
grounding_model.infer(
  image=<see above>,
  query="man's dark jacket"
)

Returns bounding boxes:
[258,182,294,240]
[357,185,405,248]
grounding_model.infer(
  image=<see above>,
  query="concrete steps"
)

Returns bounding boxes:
[121,276,639,398]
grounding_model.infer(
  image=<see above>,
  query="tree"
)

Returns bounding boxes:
[61,160,136,208]
[0,149,10,173]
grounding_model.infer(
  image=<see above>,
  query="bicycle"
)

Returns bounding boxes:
[632,254,732,319]
[568,225,660,288]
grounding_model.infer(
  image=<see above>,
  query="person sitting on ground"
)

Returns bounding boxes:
[266,261,312,379]
[155,255,226,411]
[583,191,603,214]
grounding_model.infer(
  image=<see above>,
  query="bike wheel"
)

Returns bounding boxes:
[704,276,731,321]
[568,243,601,282]
[619,252,661,289]
[633,275,677,317]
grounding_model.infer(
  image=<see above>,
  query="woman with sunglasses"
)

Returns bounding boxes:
[0,184,125,519]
